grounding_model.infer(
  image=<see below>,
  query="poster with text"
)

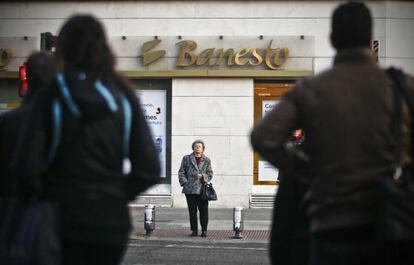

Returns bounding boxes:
[258,100,280,182]
[136,90,166,178]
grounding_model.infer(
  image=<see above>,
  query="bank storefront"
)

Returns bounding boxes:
[118,36,313,208]
[1,1,412,208]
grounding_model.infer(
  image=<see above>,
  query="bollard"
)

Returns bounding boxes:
[144,204,155,236]
[233,207,244,239]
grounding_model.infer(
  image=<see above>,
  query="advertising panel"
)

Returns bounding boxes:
[136,90,167,178]
[258,100,279,182]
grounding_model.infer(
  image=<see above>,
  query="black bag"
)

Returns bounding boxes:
[0,198,61,265]
[377,68,414,240]
[201,182,217,201]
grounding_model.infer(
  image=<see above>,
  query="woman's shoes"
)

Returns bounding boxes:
[189,230,207,237]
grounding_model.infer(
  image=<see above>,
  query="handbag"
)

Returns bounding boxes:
[201,182,218,201]
[377,68,414,240]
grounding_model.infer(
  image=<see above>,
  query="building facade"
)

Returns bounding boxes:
[0,1,413,208]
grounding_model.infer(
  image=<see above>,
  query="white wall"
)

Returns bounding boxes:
[171,78,254,208]
[384,2,414,74]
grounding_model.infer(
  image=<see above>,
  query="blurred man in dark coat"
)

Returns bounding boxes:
[251,2,414,265]
[0,52,55,197]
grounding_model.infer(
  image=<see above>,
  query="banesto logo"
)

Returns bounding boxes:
[142,39,166,66]
[142,38,289,69]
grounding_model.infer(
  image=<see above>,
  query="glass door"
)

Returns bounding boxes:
[253,82,294,185]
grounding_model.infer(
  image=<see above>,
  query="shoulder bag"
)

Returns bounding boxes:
[377,68,414,240]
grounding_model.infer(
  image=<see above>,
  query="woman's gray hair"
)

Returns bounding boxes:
[191,139,205,151]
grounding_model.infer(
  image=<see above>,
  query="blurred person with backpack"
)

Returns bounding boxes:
[12,15,161,265]
[0,51,56,198]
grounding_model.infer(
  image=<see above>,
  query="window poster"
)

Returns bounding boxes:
[258,100,280,182]
[136,90,167,178]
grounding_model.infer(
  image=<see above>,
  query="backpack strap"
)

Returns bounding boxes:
[56,73,81,118]
[120,93,132,175]
[45,99,62,168]
[387,67,413,180]
[387,68,403,177]
[47,73,132,175]
[95,80,118,112]
[45,73,82,168]
[94,81,131,161]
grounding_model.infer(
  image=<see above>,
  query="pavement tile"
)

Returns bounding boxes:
[129,207,272,242]
[132,228,270,242]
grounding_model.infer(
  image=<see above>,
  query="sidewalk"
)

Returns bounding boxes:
[129,207,273,243]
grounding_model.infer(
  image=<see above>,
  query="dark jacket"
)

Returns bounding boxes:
[0,108,24,197]
[12,71,160,244]
[251,48,414,232]
[271,152,309,265]
[178,153,213,194]
[0,95,38,198]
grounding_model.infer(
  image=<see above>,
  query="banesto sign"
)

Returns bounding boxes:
[176,40,289,70]
[142,39,289,70]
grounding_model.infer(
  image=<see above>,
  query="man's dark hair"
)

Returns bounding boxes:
[330,1,372,50]
[25,51,55,100]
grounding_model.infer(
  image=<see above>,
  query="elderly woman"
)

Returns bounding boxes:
[178,140,213,237]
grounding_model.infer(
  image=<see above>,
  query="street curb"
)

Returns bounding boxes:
[129,235,269,244]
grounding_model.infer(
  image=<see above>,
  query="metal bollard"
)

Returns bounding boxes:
[144,204,155,236]
[233,207,244,239]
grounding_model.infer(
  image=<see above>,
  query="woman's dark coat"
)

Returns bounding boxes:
[178,153,213,194]
[0,108,25,197]
[12,71,160,244]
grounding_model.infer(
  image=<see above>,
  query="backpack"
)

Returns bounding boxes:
[45,73,132,175]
